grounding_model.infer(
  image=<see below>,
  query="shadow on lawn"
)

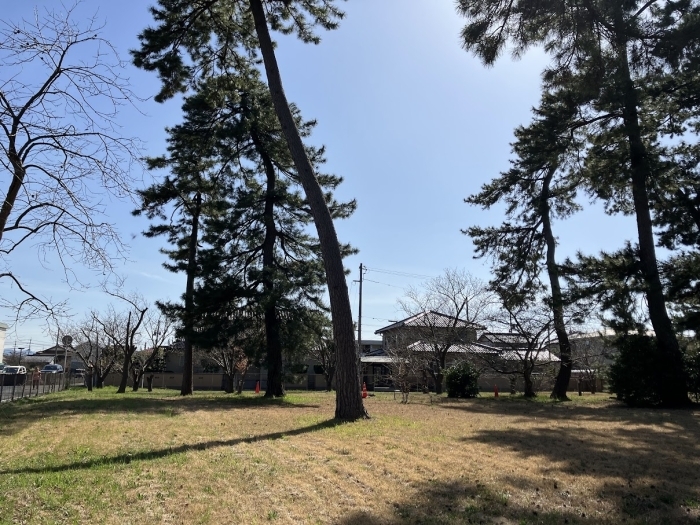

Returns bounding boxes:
[0,417,342,476]
[418,399,700,524]
[440,396,700,432]
[337,477,700,525]
[0,391,320,437]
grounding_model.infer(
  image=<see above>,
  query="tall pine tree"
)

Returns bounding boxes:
[457,0,700,406]
[134,85,230,396]
[133,0,368,419]
[466,87,584,399]
[193,72,355,398]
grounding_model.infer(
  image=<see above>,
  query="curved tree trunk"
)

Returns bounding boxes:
[539,168,573,400]
[116,353,130,394]
[612,11,688,406]
[249,0,367,420]
[0,152,25,241]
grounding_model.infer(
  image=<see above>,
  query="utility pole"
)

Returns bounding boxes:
[357,263,366,356]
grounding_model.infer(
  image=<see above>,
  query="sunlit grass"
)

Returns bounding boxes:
[1,388,698,524]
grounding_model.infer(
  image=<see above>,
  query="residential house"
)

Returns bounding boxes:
[366,312,562,393]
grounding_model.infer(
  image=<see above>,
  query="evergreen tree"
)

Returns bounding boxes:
[457,0,700,406]
[133,0,368,419]
[466,88,583,400]
[133,86,230,396]
[193,72,355,398]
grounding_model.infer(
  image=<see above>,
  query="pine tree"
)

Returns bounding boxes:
[457,0,700,406]
[192,72,355,398]
[133,86,231,396]
[133,0,368,419]
[466,87,584,400]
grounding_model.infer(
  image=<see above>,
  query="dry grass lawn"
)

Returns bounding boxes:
[0,388,699,524]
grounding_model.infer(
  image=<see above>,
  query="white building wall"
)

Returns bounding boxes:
[0,322,7,364]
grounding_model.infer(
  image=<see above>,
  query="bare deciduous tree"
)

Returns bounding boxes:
[133,310,174,391]
[0,4,143,319]
[92,292,148,394]
[397,268,494,394]
[385,332,424,404]
[308,331,336,392]
[475,298,558,397]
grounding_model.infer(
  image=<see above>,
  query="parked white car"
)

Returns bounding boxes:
[1,365,27,386]
[3,366,27,375]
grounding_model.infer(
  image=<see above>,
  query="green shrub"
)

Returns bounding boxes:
[609,334,669,407]
[684,345,700,403]
[445,361,480,398]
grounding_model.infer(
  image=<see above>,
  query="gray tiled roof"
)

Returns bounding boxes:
[375,311,484,334]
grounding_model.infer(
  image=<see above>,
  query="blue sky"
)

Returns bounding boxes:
[3,0,636,351]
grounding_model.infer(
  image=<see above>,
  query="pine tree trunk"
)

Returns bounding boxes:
[181,191,201,396]
[613,12,689,407]
[252,130,285,398]
[540,168,572,400]
[249,0,367,420]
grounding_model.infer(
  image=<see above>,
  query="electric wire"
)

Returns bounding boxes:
[365,267,433,280]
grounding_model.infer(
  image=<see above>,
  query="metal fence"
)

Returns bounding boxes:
[0,373,84,403]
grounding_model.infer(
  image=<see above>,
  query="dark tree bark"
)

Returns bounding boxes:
[523,367,535,398]
[117,313,134,394]
[249,0,366,419]
[131,367,140,392]
[541,168,573,400]
[181,191,201,396]
[612,9,688,406]
[252,131,285,398]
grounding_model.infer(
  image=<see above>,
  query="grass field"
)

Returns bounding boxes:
[1,388,699,524]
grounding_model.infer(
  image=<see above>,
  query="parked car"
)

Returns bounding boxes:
[40,364,64,374]
[1,365,27,386]
[0,363,5,373]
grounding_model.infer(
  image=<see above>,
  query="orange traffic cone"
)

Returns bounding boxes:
[494,384,499,398]
[362,382,368,399]
[255,380,260,394]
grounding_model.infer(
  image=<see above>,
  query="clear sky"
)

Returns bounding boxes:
[3,0,636,351]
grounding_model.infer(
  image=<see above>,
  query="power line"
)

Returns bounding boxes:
[366,267,433,280]
[364,278,405,289]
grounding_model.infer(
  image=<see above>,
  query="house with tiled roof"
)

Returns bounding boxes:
[364,312,562,393]
[374,310,484,348]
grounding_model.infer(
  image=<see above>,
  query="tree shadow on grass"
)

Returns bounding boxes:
[0,417,342,476]
[439,396,700,434]
[0,390,321,437]
[337,477,700,525]
[428,399,700,524]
